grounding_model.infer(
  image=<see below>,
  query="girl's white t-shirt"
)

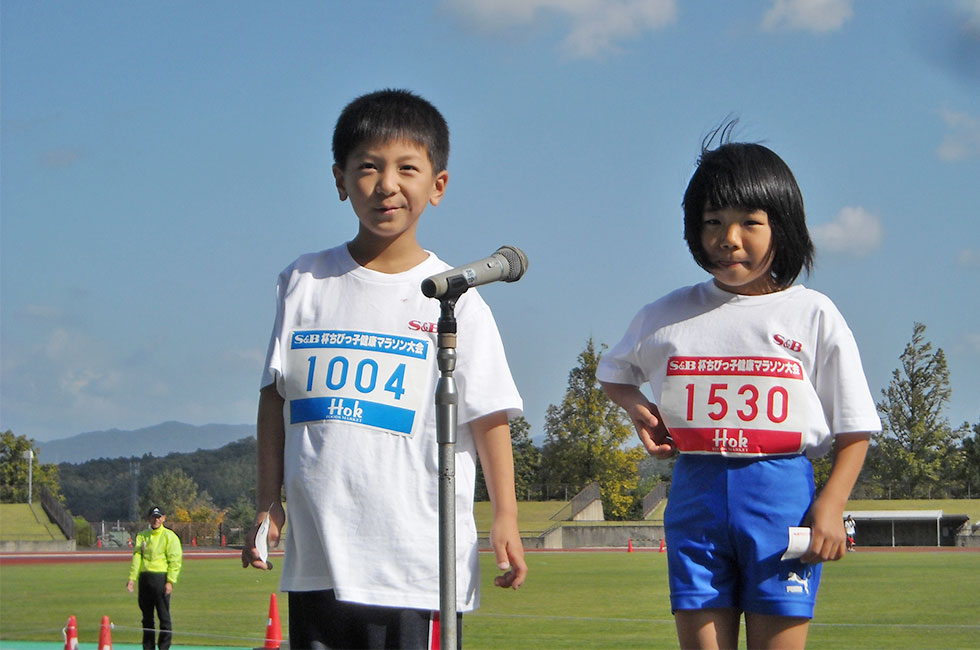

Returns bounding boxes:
[597,281,880,459]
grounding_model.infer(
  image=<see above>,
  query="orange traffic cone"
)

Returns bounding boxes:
[98,615,113,649]
[627,538,633,552]
[63,615,79,650]
[264,593,282,649]
[659,538,666,553]
[97,538,102,549]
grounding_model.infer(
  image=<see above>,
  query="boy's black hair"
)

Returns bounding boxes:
[682,123,815,288]
[332,89,450,172]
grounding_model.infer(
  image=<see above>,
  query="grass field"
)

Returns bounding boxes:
[846,498,980,521]
[472,499,980,535]
[1,551,977,649]
[0,504,64,542]
[2,500,977,647]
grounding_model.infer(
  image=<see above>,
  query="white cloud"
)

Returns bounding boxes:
[937,107,980,162]
[960,0,980,33]
[444,0,677,58]
[761,0,853,33]
[18,304,64,320]
[1,324,169,437]
[811,206,883,256]
[958,248,980,268]
[966,331,980,354]
[40,148,83,168]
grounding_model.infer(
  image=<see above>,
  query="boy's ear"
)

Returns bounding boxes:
[332,164,348,201]
[428,169,449,207]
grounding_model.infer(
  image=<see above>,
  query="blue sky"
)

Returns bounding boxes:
[2,0,978,444]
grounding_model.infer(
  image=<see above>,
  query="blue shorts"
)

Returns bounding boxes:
[664,454,821,618]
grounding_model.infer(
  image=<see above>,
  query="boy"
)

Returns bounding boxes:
[242,89,527,649]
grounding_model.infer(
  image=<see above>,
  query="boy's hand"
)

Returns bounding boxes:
[490,518,527,590]
[241,502,285,570]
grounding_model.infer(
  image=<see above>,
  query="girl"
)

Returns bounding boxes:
[598,127,880,649]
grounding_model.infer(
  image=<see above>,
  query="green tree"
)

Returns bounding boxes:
[73,516,96,547]
[954,420,980,498]
[870,323,964,498]
[0,430,62,503]
[224,494,257,531]
[539,338,646,519]
[57,437,257,521]
[138,467,201,517]
[474,416,541,501]
[510,416,542,500]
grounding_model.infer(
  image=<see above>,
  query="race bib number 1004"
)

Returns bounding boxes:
[660,356,808,455]
[286,330,430,436]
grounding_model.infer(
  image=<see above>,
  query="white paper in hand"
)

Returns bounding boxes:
[255,514,271,566]
[781,526,811,561]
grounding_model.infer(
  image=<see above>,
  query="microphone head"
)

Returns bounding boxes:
[495,245,528,282]
[420,277,438,298]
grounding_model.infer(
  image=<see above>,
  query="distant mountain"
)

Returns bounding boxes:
[36,421,255,464]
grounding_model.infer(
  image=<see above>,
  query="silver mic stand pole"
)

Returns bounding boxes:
[433,285,466,649]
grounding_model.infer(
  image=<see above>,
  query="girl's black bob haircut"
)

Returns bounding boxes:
[682,122,814,288]
[332,88,450,173]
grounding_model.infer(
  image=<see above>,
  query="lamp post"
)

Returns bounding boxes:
[22,449,33,505]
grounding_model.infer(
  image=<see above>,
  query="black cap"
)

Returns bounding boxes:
[148,506,164,517]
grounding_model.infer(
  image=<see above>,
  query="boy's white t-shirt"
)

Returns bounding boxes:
[597,281,880,458]
[261,244,522,611]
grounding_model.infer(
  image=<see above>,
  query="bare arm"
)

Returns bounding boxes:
[242,383,286,570]
[802,432,871,563]
[599,381,675,458]
[472,411,527,589]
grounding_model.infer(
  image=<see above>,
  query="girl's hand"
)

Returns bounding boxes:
[801,432,871,563]
[600,381,676,459]
[800,496,847,563]
[628,401,676,459]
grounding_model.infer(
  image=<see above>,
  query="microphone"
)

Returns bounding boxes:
[421,246,528,298]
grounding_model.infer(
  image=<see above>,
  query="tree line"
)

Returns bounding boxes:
[2,322,977,529]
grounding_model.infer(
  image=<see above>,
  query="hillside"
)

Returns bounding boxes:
[0,504,66,542]
[58,437,257,521]
[36,421,254,464]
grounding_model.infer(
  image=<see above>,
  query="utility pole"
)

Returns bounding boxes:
[129,461,141,521]
[22,449,33,505]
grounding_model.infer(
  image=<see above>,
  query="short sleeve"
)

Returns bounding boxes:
[260,271,287,393]
[596,307,649,387]
[812,306,881,435]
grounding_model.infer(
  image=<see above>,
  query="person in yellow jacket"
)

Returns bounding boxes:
[127,506,182,650]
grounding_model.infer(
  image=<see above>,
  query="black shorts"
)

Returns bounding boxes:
[288,589,462,650]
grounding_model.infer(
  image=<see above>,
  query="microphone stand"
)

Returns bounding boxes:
[433,277,469,649]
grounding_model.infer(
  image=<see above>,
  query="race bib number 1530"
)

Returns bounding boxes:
[285,330,430,436]
[660,356,808,455]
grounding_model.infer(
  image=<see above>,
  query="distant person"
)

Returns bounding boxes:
[241,88,526,649]
[127,506,182,650]
[598,124,881,649]
[845,515,857,551]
